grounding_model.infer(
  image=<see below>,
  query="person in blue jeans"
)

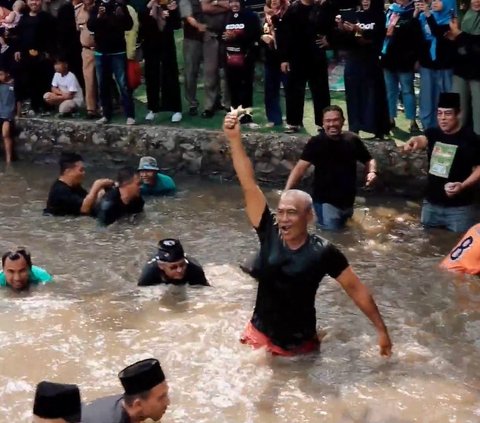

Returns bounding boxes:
[261,0,289,127]
[285,105,378,231]
[88,0,136,125]
[381,0,421,133]
[415,0,456,131]
[403,92,480,232]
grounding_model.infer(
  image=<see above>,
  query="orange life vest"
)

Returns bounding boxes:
[440,224,480,275]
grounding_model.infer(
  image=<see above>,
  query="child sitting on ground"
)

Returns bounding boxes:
[0,64,16,164]
[43,57,84,117]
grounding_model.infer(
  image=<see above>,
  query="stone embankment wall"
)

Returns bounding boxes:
[15,118,428,195]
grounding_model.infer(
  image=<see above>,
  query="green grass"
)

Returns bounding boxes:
[62,32,412,142]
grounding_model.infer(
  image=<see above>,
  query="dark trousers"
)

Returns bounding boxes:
[94,52,135,119]
[285,59,330,127]
[144,44,182,113]
[264,60,287,125]
[225,58,255,109]
[17,54,53,112]
[345,55,390,136]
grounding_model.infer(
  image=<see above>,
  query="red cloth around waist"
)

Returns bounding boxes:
[240,321,320,357]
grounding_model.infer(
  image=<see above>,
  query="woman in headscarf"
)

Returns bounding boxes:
[449,0,480,134]
[339,0,390,139]
[415,0,456,130]
[261,0,289,127]
[381,0,422,133]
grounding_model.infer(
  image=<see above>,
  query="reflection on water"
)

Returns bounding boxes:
[1,163,480,422]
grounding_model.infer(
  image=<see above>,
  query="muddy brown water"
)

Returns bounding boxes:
[0,162,479,422]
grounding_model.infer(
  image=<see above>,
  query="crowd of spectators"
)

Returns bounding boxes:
[0,0,479,162]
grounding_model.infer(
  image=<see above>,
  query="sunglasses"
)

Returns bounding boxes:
[158,259,187,272]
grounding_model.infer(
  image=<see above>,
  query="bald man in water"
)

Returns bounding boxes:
[223,112,392,357]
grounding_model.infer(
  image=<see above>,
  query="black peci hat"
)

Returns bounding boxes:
[438,92,460,110]
[118,358,166,395]
[33,381,81,422]
[155,239,185,263]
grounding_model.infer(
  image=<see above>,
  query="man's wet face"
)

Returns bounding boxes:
[66,161,86,186]
[3,256,30,290]
[139,170,157,186]
[323,111,344,138]
[158,259,187,280]
[276,195,310,244]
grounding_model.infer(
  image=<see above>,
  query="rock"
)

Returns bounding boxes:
[255,161,275,174]
[92,133,107,145]
[162,138,176,152]
[180,143,195,151]
[57,134,71,145]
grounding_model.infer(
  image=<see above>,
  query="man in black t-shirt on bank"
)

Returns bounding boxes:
[44,152,114,216]
[138,238,209,286]
[403,92,480,233]
[285,105,378,230]
[223,111,392,357]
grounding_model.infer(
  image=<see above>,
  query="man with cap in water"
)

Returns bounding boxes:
[137,156,177,196]
[223,111,392,357]
[82,358,170,423]
[138,238,209,286]
[1,247,52,291]
[33,380,81,422]
[403,92,480,232]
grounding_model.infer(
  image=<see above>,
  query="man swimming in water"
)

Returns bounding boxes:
[223,112,392,357]
[138,238,209,286]
[96,167,145,226]
[82,358,169,423]
[44,152,114,216]
[1,247,52,291]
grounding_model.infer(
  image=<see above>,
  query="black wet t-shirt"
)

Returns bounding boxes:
[44,180,87,216]
[250,206,349,350]
[138,256,209,286]
[96,187,145,226]
[425,127,480,207]
[300,131,372,208]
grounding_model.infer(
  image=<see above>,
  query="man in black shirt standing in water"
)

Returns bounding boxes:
[223,112,392,357]
[44,152,114,216]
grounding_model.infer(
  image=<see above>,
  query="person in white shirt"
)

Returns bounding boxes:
[43,57,84,116]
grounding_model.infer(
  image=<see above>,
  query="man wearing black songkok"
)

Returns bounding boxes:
[33,381,81,423]
[403,92,480,232]
[138,238,209,286]
[82,358,170,423]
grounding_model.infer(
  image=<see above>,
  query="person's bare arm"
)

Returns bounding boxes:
[223,113,266,228]
[284,160,311,190]
[403,135,428,152]
[80,179,114,214]
[445,166,480,197]
[364,158,378,186]
[201,0,229,13]
[335,266,392,357]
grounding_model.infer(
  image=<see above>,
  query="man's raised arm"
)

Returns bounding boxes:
[223,113,266,228]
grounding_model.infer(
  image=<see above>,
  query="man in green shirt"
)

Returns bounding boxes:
[138,156,176,196]
[1,247,53,291]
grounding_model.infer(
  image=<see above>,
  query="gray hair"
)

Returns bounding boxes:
[280,189,313,212]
